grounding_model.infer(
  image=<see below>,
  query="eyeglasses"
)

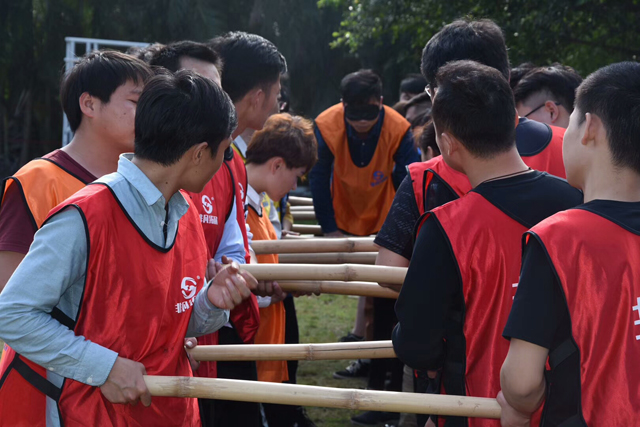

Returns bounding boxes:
[524,102,560,118]
[424,85,434,99]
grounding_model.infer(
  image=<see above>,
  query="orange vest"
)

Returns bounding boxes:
[315,104,411,235]
[247,201,288,383]
[0,158,87,427]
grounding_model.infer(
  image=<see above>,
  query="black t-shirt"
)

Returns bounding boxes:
[392,171,583,372]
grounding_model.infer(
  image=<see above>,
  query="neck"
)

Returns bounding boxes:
[581,161,640,203]
[245,163,266,194]
[131,156,183,206]
[463,147,530,188]
[61,126,123,178]
[232,100,251,139]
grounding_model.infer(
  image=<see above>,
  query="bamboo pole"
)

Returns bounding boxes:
[291,224,322,235]
[252,237,376,254]
[145,376,501,419]
[282,234,315,239]
[289,196,313,206]
[242,264,406,285]
[188,341,395,361]
[292,212,317,221]
[278,281,398,298]
[290,205,315,212]
[278,253,377,264]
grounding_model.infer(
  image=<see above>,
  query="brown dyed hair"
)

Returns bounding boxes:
[246,113,318,173]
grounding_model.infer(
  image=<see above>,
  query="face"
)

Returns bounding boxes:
[179,57,221,86]
[189,138,232,193]
[562,108,587,189]
[250,77,281,130]
[94,80,143,153]
[266,160,306,202]
[344,97,382,135]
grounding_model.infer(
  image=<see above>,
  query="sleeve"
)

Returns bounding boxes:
[186,284,230,337]
[283,201,294,226]
[502,235,561,349]
[213,198,246,265]
[309,127,338,233]
[374,175,421,260]
[392,215,460,370]
[0,181,38,253]
[392,130,420,189]
[0,208,118,386]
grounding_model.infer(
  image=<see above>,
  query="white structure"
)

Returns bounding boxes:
[62,37,149,146]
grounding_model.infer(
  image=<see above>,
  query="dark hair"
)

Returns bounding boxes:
[340,69,382,105]
[208,32,287,102]
[410,109,431,129]
[509,62,536,91]
[149,41,222,74]
[514,64,583,112]
[421,19,510,87]
[431,60,516,158]
[134,70,237,165]
[127,43,165,64]
[419,120,440,156]
[400,73,427,95]
[575,62,640,173]
[60,50,153,132]
[246,113,318,173]
[406,91,432,109]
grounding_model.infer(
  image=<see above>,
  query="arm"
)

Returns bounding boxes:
[375,248,409,291]
[309,127,339,234]
[0,252,24,294]
[213,199,246,265]
[500,339,547,417]
[392,130,420,189]
[392,215,459,370]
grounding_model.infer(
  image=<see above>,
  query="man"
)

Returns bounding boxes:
[0,50,153,426]
[392,60,583,427]
[499,62,640,426]
[0,70,256,426]
[514,64,583,128]
[399,73,428,102]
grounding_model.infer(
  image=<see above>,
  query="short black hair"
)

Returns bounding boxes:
[60,50,153,132]
[340,69,382,105]
[514,64,583,112]
[208,32,287,103]
[400,73,427,95]
[126,43,165,64]
[421,19,510,87]
[149,41,222,74]
[509,62,536,91]
[431,60,516,158]
[575,62,640,173]
[134,70,237,166]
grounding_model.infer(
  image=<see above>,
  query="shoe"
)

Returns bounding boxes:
[350,411,399,426]
[339,332,364,342]
[333,359,370,379]
[293,407,316,427]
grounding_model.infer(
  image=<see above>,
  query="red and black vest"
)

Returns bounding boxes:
[529,208,640,426]
[1,184,207,426]
[428,192,526,427]
[518,121,566,179]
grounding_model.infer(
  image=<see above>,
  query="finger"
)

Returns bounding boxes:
[225,278,243,305]
[272,282,284,298]
[140,385,152,407]
[226,261,239,273]
[221,255,232,264]
[184,337,197,349]
[239,271,258,290]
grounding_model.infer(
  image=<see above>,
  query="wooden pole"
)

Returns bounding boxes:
[282,234,315,239]
[289,196,313,206]
[290,206,315,212]
[189,341,395,361]
[291,224,322,235]
[242,264,406,285]
[145,376,501,419]
[278,253,377,264]
[252,237,376,254]
[292,212,317,221]
[278,280,397,298]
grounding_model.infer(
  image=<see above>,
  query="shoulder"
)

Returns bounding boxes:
[536,173,583,206]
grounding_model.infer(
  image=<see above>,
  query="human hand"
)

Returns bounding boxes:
[100,357,151,407]
[324,230,345,238]
[254,280,286,302]
[207,262,255,310]
[378,282,401,292]
[281,230,300,237]
[184,338,200,371]
[206,256,234,282]
[497,391,531,427]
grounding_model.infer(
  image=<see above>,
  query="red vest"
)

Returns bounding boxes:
[430,192,525,427]
[530,209,640,426]
[520,124,566,179]
[315,104,410,235]
[50,184,205,426]
[408,156,472,216]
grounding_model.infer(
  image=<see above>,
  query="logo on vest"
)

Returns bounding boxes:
[202,195,214,214]
[176,276,199,314]
[238,183,245,202]
[633,297,640,341]
[370,171,388,187]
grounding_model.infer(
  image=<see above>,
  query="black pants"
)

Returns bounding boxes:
[199,327,263,427]
[367,297,403,392]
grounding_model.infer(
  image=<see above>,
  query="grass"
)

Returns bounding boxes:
[295,293,365,427]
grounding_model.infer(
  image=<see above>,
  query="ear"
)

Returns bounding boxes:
[79,92,97,119]
[546,101,561,123]
[440,132,458,157]
[268,157,286,174]
[379,96,384,109]
[252,88,265,111]
[192,142,210,165]
[582,112,604,147]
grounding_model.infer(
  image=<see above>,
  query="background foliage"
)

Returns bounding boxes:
[2,0,639,176]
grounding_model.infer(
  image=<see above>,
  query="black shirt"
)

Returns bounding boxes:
[392,171,583,372]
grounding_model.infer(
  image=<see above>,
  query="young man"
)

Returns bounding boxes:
[0,50,153,426]
[499,62,640,426]
[399,73,428,102]
[310,69,420,238]
[392,61,583,427]
[0,70,256,426]
[514,64,583,129]
[244,113,318,427]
